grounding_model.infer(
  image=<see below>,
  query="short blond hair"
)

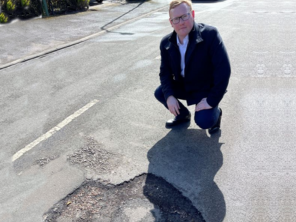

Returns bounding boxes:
[169,0,192,12]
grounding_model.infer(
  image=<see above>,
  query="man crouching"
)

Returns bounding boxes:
[154,0,231,133]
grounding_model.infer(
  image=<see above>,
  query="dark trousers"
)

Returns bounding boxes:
[154,85,220,129]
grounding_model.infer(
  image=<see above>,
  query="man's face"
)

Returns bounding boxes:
[169,3,195,39]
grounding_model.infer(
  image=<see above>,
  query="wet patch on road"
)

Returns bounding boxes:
[43,174,205,222]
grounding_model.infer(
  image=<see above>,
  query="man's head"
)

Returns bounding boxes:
[169,0,195,40]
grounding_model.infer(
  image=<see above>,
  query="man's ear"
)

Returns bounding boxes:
[192,10,195,18]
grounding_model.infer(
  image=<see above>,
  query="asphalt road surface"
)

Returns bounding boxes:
[1,0,296,221]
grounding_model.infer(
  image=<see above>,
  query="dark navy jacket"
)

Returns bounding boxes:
[159,22,231,107]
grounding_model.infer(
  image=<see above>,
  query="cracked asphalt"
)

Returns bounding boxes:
[1,0,296,221]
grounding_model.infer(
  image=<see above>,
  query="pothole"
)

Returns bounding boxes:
[43,174,205,222]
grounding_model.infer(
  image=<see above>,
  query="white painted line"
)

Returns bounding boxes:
[12,99,99,162]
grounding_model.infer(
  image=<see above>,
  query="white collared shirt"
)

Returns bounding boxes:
[177,35,189,77]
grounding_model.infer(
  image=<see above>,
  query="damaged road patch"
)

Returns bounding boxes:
[67,137,121,176]
[43,174,205,222]
[35,155,59,167]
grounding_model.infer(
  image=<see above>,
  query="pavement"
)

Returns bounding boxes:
[0,0,168,69]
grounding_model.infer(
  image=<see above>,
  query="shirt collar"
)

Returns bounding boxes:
[165,23,203,50]
[177,35,189,46]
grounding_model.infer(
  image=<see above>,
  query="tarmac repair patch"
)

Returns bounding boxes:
[43,174,205,222]
[67,137,121,175]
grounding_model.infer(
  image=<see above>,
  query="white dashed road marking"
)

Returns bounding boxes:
[12,99,99,162]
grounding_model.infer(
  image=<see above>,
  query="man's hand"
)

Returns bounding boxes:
[195,98,212,112]
[167,96,180,116]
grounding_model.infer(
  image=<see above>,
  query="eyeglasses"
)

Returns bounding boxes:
[170,12,191,24]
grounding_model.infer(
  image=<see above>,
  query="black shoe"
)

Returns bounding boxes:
[208,108,222,134]
[166,113,191,128]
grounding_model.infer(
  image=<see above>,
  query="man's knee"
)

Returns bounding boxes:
[154,86,164,102]
[194,112,216,129]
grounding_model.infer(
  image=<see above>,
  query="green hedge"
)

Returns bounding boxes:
[48,0,89,14]
[0,0,90,23]
[67,0,90,10]
[0,0,42,22]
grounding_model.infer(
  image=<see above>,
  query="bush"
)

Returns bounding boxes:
[6,0,16,12]
[0,12,8,23]
[21,0,30,7]
[0,0,90,23]
[66,0,89,10]
[77,0,89,10]
[0,0,42,21]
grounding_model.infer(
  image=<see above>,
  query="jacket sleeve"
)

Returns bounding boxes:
[206,28,231,108]
[159,41,174,102]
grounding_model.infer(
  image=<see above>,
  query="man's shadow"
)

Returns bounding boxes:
[143,124,226,222]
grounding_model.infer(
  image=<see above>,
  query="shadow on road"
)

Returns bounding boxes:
[144,124,226,221]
